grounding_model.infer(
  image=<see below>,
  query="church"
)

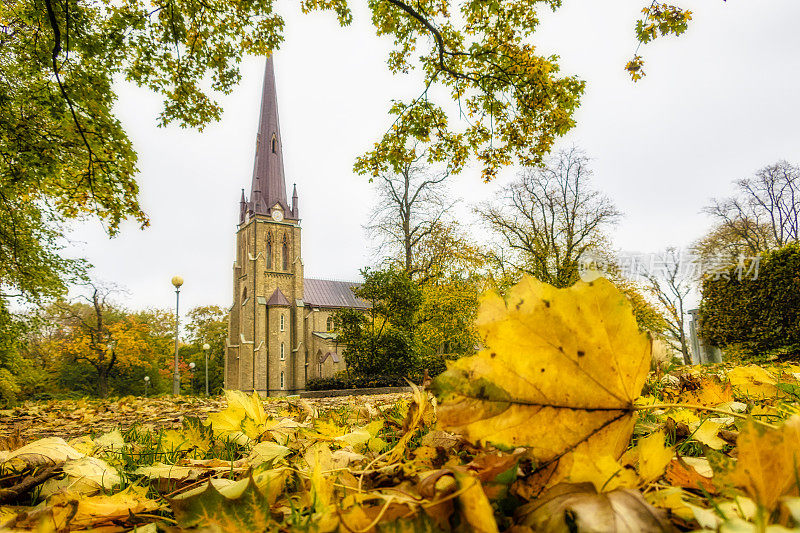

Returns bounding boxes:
[224,56,368,396]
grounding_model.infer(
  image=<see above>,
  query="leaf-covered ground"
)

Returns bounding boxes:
[0,277,798,532]
[0,394,409,442]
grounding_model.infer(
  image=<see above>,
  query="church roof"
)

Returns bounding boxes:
[303,279,369,309]
[245,55,293,219]
[266,288,291,307]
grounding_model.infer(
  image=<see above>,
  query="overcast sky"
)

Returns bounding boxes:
[64,0,800,315]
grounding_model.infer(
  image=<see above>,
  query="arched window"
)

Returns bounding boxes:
[282,235,289,270]
[326,316,333,332]
[271,134,277,154]
[280,342,285,360]
[280,314,285,332]
[265,235,272,269]
[242,286,248,303]
[280,371,284,389]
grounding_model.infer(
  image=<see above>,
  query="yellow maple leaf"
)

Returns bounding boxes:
[728,365,778,398]
[432,276,651,485]
[638,431,674,484]
[723,415,800,511]
[568,452,638,492]
[692,420,726,450]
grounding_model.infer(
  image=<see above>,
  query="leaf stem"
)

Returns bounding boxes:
[634,403,777,429]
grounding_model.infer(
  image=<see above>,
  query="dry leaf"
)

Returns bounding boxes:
[568,452,638,493]
[638,431,673,484]
[722,415,800,510]
[433,277,650,487]
[517,482,672,532]
[728,366,778,398]
[665,459,716,494]
[693,420,727,450]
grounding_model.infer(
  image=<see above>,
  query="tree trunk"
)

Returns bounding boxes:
[98,368,109,398]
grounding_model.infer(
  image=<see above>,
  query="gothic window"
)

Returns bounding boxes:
[326,316,333,332]
[271,134,277,154]
[280,371,284,389]
[280,314,285,332]
[242,286,248,304]
[266,235,272,269]
[318,362,323,377]
[280,342,285,360]
[282,235,289,270]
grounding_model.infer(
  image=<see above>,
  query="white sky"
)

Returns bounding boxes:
[65,0,800,315]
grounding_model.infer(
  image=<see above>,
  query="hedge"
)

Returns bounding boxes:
[305,373,423,391]
[699,243,800,358]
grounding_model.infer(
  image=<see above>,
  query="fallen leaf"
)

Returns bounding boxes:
[638,431,673,484]
[433,277,650,487]
[665,459,716,494]
[721,415,800,511]
[517,482,671,532]
[168,474,276,532]
[693,420,727,450]
[40,456,120,497]
[49,485,161,528]
[568,452,638,492]
[682,379,733,407]
[1,438,83,470]
[246,441,290,467]
[728,365,778,398]
[452,470,499,533]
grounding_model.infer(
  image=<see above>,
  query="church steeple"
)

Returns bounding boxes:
[248,54,289,216]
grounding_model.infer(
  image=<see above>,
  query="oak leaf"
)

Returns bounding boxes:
[432,277,651,484]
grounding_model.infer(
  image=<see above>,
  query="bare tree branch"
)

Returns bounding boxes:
[479,147,621,288]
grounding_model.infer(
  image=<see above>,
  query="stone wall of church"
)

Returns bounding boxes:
[226,215,304,396]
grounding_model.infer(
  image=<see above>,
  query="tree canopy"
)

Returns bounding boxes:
[4,0,709,307]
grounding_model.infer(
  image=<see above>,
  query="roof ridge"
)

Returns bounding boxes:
[304,277,361,284]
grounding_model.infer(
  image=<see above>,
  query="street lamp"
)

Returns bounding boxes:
[202,343,211,396]
[171,275,184,395]
[144,375,150,397]
[188,362,196,394]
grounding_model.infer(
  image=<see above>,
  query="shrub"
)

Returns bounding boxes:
[699,243,800,358]
[305,372,423,391]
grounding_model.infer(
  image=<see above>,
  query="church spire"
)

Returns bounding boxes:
[249,54,288,216]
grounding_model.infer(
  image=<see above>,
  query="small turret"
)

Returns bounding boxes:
[239,189,247,224]
[292,183,299,219]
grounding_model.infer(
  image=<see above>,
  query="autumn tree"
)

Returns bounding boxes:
[184,305,228,396]
[0,0,596,316]
[697,161,800,263]
[480,148,622,289]
[50,284,167,397]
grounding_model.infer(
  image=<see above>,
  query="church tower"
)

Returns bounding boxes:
[225,55,304,396]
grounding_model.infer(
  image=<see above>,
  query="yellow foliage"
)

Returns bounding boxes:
[637,431,673,484]
[568,452,638,492]
[433,276,651,487]
[728,365,778,398]
[723,415,800,511]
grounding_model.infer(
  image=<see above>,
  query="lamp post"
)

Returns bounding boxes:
[202,343,210,397]
[171,275,183,395]
[144,376,150,397]
[188,362,196,394]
